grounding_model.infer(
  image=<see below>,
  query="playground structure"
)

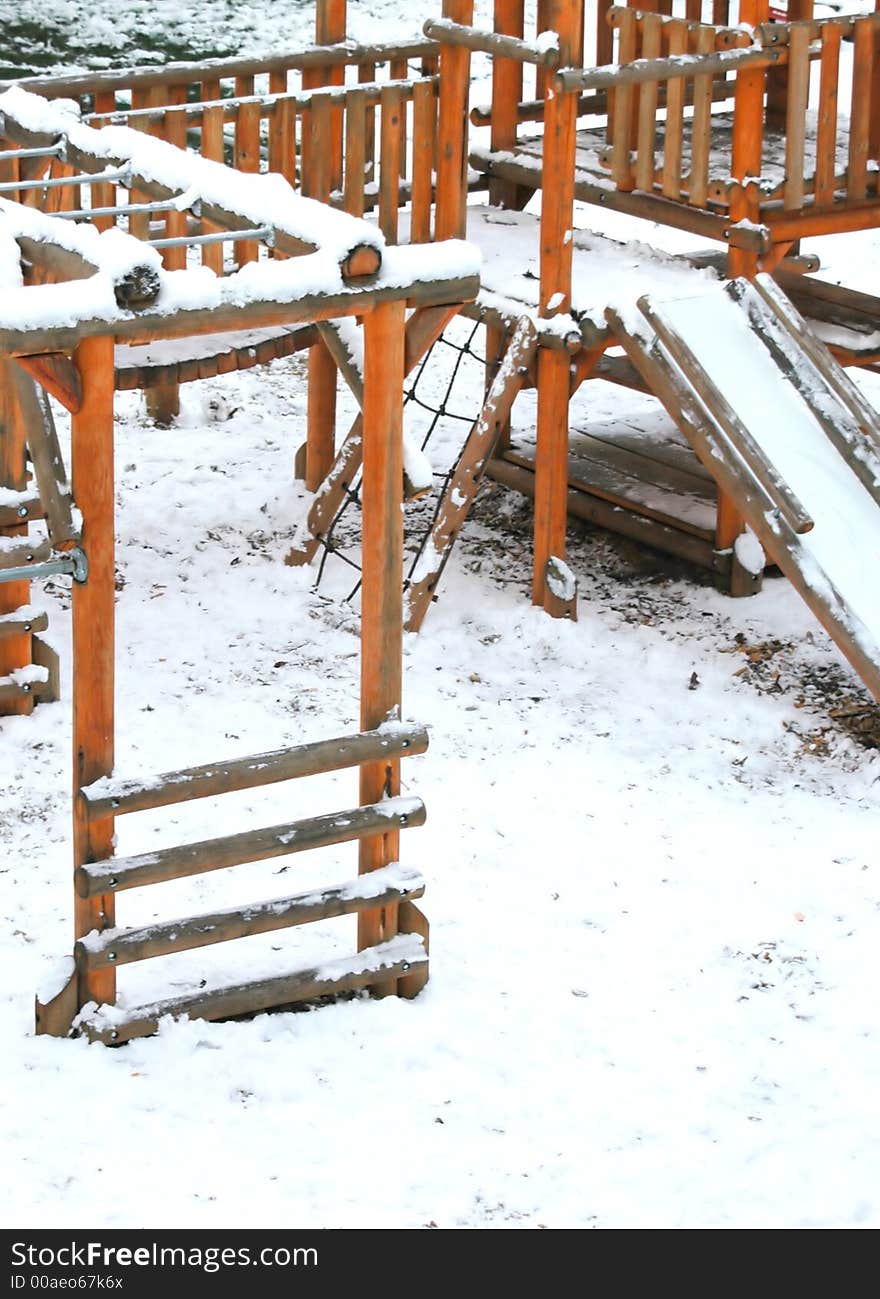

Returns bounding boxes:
[0,83,478,1038]
[1,0,880,1031]
[7,0,876,690]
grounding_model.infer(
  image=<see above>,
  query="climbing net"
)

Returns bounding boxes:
[312,316,496,605]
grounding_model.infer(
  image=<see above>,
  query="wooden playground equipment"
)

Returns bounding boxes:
[0,77,478,1038]
[1,0,880,1031]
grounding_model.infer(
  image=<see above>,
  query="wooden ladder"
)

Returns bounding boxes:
[0,363,79,712]
[37,723,431,1043]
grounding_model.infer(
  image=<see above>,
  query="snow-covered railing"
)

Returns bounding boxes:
[0,87,385,281]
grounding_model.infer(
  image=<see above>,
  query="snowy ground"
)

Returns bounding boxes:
[2,0,880,1234]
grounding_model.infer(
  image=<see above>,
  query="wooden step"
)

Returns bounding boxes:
[0,666,50,703]
[0,494,45,528]
[114,324,317,392]
[76,863,425,970]
[0,538,51,571]
[0,607,48,641]
[75,933,428,1044]
[76,795,426,897]
[79,724,428,820]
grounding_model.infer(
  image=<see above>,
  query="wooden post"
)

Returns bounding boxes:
[71,336,116,1011]
[147,90,186,426]
[533,0,578,620]
[435,0,475,240]
[490,0,528,209]
[728,0,767,278]
[358,300,406,990]
[0,360,33,717]
[767,0,813,126]
[302,0,347,492]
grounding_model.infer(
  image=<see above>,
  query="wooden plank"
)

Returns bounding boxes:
[689,25,716,208]
[234,83,262,266]
[14,353,82,414]
[405,316,537,631]
[0,360,32,717]
[76,935,428,1044]
[435,0,475,240]
[815,23,841,208]
[315,0,347,195]
[398,899,429,998]
[783,24,810,210]
[0,609,48,641]
[358,298,407,984]
[76,795,426,897]
[848,17,874,201]
[486,454,723,573]
[344,87,368,218]
[199,79,225,274]
[490,0,527,207]
[610,7,637,189]
[80,724,429,820]
[77,864,425,970]
[410,81,436,241]
[379,85,403,243]
[638,296,814,535]
[71,334,116,1010]
[635,13,661,193]
[268,69,287,175]
[661,19,688,200]
[8,367,77,547]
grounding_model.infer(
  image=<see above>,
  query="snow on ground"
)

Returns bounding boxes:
[1,0,880,1234]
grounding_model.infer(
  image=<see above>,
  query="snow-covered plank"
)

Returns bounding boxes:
[76,863,426,970]
[76,795,426,896]
[75,934,428,1045]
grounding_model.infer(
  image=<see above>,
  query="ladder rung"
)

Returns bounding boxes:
[0,607,48,640]
[0,668,50,702]
[79,724,429,819]
[0,538,52,571]
[76,863,425,969]
[0,495,45,528]
[75,933,428,1044]
[76,795,426,896]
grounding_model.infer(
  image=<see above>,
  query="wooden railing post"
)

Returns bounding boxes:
[729,0,768,278]
[767,0,813,126]
[303,0,346,491]
[358,300,406,992]
[534,0,578,620]
[490,0,527,208]
[0,361,34,717]
[435,0,475,240]
[71,335,116,1012]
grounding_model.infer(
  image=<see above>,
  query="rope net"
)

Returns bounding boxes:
[310,316,499,607]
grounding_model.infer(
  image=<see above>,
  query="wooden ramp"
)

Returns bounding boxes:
[608,274,880,702]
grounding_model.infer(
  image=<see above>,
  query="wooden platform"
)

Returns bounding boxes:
[487,403,729,577]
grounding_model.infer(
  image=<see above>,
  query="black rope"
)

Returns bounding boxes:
[308,317,501,607]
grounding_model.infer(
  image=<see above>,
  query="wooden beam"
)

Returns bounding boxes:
[359,298,407,986]
[0,359,33,717]
[14,353,82,413]
[71,334,116,1011]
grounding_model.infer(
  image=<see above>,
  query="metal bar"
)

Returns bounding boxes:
[0,143,64,162]
[0,547,88,586]
[54,197,197,221]
[0,165,131,194]
[83,77,429,125]
[146,224,273,249]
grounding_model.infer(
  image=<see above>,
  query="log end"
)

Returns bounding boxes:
[340,243,382,283]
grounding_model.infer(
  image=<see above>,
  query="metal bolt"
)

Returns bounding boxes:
[399,815,408,826]
[111,799,120,809]
[109,877,118,888]
[23,623,31,632]
[401,739,409,748]
[107,952,117,962]
[17,506,27,518]
[22,684,30,693]
[110,1030,119,1041]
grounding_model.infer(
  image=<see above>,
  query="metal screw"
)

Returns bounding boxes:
[111,799,120,809]
[401,739,409,748]
[17,506,27,518]
[401,962,410,973]
[399,815,408,826]
[107,952,117,962]
[109,877,118,888]
[23,623,31,633]
[110,1030,119,1041]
